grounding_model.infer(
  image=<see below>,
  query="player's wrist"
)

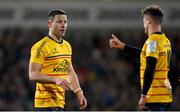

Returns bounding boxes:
[74,88,83,96]
[141,93,146,97]
[121,42,125,50]
[116,42,125,50]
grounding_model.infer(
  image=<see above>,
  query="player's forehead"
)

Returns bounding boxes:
[53,14,67,21]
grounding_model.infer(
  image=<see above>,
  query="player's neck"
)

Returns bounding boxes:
[148,25,161,37]
[49,32,62,43]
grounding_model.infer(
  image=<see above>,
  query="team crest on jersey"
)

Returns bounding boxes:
[51,48,59,54]
[146,40,157,52]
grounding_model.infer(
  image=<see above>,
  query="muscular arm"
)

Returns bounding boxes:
[29,62,56,83]
[68,64,83,94]
[109,34,141,59]
[141,57,157,95]
[29,62,71,90]
[68,64,87,109]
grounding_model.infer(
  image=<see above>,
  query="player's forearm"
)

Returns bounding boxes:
[68,64,83,95]
[124,44,141,59]
[70,72,83,94]
[29,71,55,84]
[141,57,157,95]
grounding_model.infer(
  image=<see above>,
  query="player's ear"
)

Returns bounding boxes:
[147,20,150,24]
[146,18,150,24]
[147,16,153,24]
[48,20,52,28]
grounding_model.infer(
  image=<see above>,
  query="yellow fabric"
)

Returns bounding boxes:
[140,33,172,103]
[30,36,72,108]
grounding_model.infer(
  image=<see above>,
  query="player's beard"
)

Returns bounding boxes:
[54,30,65,38]
[52,31,65,40]
[60,31,66,37]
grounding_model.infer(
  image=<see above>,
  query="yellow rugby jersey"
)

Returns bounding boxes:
[30,36,72,108]
[140,33,172,103]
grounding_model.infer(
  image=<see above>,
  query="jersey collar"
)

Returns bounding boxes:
[151,32,163,35]
[47,35,63,44]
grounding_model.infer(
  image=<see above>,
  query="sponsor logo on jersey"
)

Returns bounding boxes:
[53,59,69,72]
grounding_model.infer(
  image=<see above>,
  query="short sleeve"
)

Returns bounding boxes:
[30,43,46,64]
[145,40,159,59]
[67,42,72,64]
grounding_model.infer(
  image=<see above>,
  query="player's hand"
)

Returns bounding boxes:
[109,34,125,50]
[77,93,87,110]
[54,78,71,91]
[138,95,147,110]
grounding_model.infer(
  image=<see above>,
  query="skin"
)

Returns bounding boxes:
[48,15,67,42]
[29,14,87,110]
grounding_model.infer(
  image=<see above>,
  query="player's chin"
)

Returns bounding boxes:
[60,33,65,37]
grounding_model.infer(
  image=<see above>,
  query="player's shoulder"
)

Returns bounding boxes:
[149,34,158,39]
[62,39,71,47]
[150,32,167,38]
[31,36,49,49]
[148,33,165,41]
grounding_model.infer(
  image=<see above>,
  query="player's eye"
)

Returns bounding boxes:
[56,21,62,23]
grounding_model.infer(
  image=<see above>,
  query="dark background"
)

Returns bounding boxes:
[0,0,179,110]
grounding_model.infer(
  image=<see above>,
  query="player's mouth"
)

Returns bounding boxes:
[61,29,66,32]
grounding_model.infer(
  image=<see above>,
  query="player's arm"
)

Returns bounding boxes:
[141,57,157,96]
[29,62,71,90]
[124,44,141,59]
[68,64,87,109]
[109,34,141,59]
[29,62,55,83]
[139,56,157,110]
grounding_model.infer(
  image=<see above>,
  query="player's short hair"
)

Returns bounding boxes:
[142,5,164,24]
[48,9,66,20]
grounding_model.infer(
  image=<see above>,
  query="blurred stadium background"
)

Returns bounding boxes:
[0,0,179,110]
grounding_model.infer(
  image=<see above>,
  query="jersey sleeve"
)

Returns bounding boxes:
[30,42,47,64]
[145,38,159,59]
[67,42,72,64]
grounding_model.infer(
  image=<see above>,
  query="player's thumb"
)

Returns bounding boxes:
[112,34,118,40]
[112,34,118,43]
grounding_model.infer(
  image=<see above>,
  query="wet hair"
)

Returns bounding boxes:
[142,5,164,24]
[48,9,66,20]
